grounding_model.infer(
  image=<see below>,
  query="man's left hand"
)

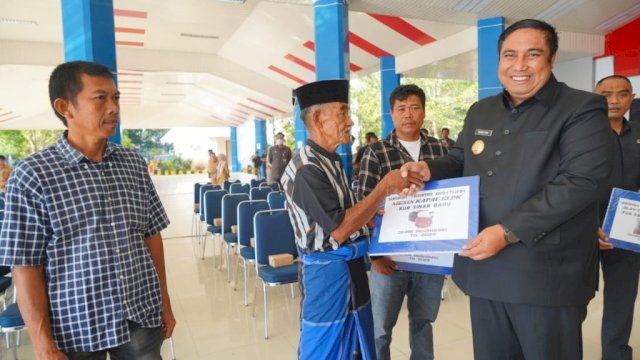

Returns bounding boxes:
[162,303,176,339]
[459,224,508,261]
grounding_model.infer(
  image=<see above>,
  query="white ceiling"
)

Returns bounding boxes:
[0,0,638,130]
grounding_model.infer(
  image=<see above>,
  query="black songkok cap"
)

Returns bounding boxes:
[295,79,349,110]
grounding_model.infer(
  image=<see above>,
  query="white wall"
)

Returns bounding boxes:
[236,122,257,169]
[554,56,595,92]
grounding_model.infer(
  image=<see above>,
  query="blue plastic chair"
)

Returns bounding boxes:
[0,302,24,358]
[234,200,270,305]
[252,209,298,339]
[250,187,271,201]
[221,193,249,280]
[223,180,240,192]
[250,178,266,188]
[267,191,286,210]
[202,189,227,266]
[230,183,251,195]
[191,182,205,237]
[194,184,216,256]
[259,182,281,192]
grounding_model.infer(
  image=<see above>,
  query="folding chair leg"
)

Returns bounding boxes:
[233,256,241,291]
[226,245,233,283]
[242,263,249,306]
[251,278,258,317]
[290,283,295,298]
[263,283,269,339]
[170,336,176,360]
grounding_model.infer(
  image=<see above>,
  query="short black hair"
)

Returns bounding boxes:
[441,128,450,132]
[498,19,558,61]
[49,61,114,126]
[0,155,5,161]
[596,74,632,88]
[365,132,378,142]
[389,84,426,110]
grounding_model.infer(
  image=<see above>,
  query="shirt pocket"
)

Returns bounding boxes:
[120,182,148,230]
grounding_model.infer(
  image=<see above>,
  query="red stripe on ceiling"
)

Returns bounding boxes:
[268,65,307,85]
[349,32,392,58]
[247,98,286,114]
[350,63,363,72]
[114,9,148,18]
[303,41,363,72]
[119,80,143,84]
[234,109,251,116]
[367,13,436,46]
[285,54,315,72]
[117,72,143,76]
[303,41,315,51]
[115,27,146,34]
[238,103,274,118]
[116,41,144,47]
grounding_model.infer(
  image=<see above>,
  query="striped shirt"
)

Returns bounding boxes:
[358,130,447,199]
[282,140,368,253]
[0,132,169,352]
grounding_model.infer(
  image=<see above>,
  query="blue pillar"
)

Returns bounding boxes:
[61,0,122,144]
[314,0,352,180]
[478,17,505,100]
[293,100,307,152]
[380,56,400,139]
[230,127,241,172]
[255,119,268,178]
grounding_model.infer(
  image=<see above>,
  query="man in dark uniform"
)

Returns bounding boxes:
[281,80,423,360]
[267,132,292,183]
[402,19,612,359]
[595,75,640,360]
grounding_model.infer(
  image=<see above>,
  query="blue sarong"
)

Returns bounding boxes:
[298,238,376,360]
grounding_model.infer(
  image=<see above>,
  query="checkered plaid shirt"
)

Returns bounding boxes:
[358,130,447,199]
[0,132,169,352]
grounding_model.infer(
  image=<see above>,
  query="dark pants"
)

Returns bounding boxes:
[470,297,587,360]
[65,321,164,360]
[601,248,640,360]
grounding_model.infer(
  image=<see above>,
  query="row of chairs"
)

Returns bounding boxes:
[192,180,298,339]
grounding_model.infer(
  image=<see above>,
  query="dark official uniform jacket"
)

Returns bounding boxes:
[428,75,613,306]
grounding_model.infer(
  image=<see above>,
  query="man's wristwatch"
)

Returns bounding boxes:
[500,224,520,244]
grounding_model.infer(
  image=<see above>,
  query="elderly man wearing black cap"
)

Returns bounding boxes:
[281,80,424,360]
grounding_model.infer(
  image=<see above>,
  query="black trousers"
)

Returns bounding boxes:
[470,297,587,360]
[601,248,640,360]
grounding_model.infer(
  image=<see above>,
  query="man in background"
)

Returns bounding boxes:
[267,132,292,184]
[0,155,12,192]
[595,75,640,360]
[359,84,447,360]
[440,128,455,149]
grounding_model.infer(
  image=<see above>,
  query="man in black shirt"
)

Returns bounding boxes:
[440,128,455,149]
[402,19,612,359]
[595,75,640,360]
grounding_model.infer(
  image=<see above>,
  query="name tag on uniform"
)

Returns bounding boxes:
[474,129,493,136]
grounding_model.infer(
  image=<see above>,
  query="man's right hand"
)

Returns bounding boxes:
[400,161,431,182]
[371,256,396,275]
[381,168,424,197]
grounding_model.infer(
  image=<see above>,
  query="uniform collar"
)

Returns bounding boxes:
[56,130,117,165]
[307,139,342,162]
[502,74,559,110]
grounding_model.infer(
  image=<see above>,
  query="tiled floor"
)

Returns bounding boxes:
[5,174,640,359]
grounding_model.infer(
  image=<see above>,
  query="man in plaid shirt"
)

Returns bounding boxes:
[0,61,175,359]
[358,84,447,360]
